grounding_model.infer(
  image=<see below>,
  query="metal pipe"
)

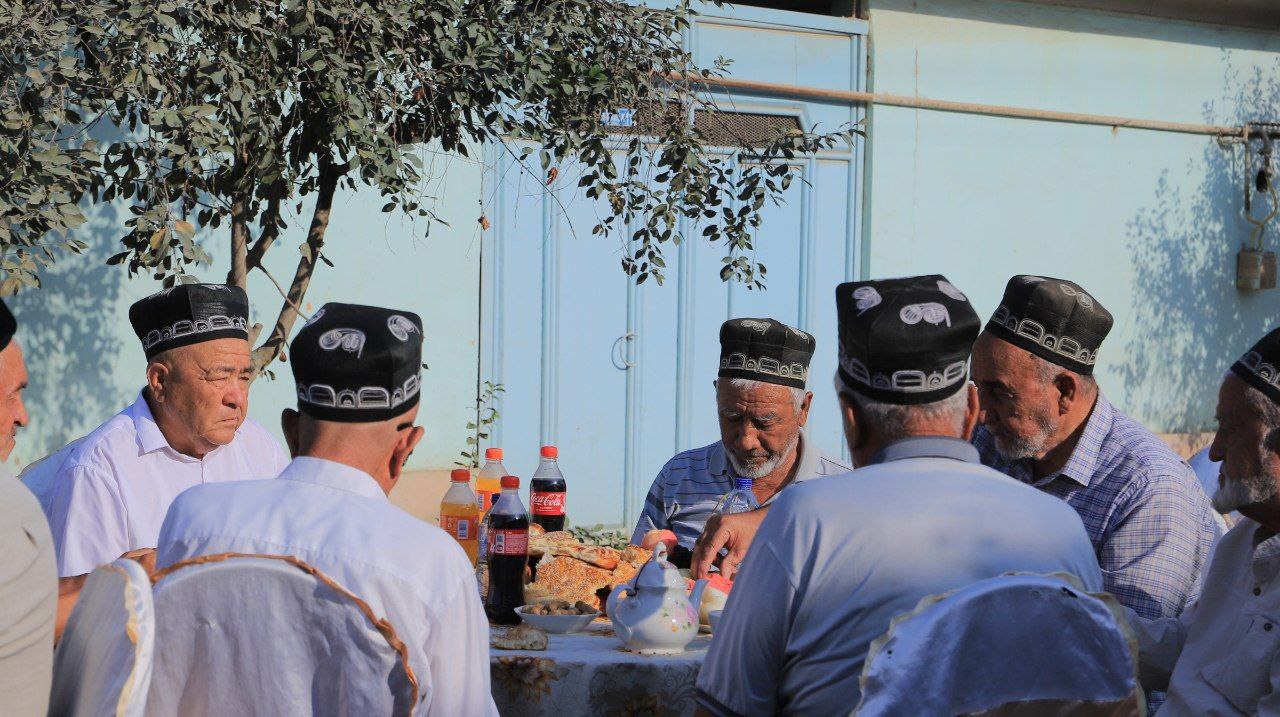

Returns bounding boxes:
[675,73,1256,137]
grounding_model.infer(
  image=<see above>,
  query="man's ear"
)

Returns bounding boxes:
[281,409,300,458]
[797,391,814,427]
[389,425,426,483]
[961,383,981,440]
[1053,372,1078,414]
[146,361,169,403]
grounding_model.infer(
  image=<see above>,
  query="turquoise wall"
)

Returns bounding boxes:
[864,0,1280,432]
[9,145,484,473]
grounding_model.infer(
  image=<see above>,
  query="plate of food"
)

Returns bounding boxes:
[517,600,600,634]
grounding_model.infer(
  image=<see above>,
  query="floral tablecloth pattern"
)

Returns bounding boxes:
[490,625,711,716]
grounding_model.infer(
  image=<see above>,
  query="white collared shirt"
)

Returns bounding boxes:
[42,391,287,577]
[156,457,497,717]
[1130,518,1280,715]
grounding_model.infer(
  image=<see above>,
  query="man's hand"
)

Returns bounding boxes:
[119,547,157,575]
[692,506,770,580]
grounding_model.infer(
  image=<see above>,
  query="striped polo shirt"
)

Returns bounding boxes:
[631,435,851,548]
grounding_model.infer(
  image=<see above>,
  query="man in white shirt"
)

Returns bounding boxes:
[157,302,496,716]
[0,301,56,717]
[41,284,287,635]
[695,276,1103,716]
[1129,328,1280,715]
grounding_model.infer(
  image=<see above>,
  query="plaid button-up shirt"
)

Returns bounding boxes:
[973,394,1219,620]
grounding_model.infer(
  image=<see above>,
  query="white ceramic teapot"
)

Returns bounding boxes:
[607,544,708,654]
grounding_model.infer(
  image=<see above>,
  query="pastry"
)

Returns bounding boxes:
[490,623,548,651]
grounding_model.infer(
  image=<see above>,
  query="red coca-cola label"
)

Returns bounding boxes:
[488,529,529,556]
[531,491,566,516]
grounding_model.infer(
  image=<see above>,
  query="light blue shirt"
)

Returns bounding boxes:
[156,457,497,717]
[631,434,851,548]
[696,437,1103,716]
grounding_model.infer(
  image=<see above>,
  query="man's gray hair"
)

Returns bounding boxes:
[722,377,806,412]
[1029,353,1098,391]
[834,372,968,443]
[1239,377,1280,452]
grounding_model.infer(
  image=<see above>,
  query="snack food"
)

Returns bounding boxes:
[640,529,679,553]
[523,599,597,616]
[532,556,617,610]
[529,532,621,570]
[490,623,548,651]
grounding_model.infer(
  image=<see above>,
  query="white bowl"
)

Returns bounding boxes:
[516,606,599,634]
[708,610,724,634]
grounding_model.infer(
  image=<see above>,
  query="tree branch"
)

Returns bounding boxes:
[244,194,282,270]
[227,197,249,290]
[250,162,342,375]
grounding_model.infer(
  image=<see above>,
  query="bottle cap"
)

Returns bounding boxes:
[485,447,503,460]
[450,468,470,482]
[500,475,520,489]
[734,477,753,491]
[540,445,558,458]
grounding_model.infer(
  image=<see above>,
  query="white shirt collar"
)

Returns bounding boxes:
[278,456,387,502]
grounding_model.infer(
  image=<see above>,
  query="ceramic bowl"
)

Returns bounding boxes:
[516,606,599,634]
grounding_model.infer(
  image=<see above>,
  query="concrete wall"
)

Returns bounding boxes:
[863,0,1280,433]
[10,143,485,524]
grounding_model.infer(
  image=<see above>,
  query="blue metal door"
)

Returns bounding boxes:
[482,4,867,527]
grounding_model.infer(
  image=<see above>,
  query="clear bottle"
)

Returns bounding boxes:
[713,477,760,515]
[475,447,508,514]
[484,475,529,625]
[529,445,567,532]
[440,468,480,564]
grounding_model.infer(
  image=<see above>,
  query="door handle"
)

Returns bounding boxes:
[612,332,637,370]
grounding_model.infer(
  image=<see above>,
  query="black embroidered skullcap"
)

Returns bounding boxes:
[718,318,815,390]
[128,284,249,360]
[983,275,1113,376]
[291,302,423,423]
[836,275,979,405]
[1231,328,1280,404]
[0,299,15,352]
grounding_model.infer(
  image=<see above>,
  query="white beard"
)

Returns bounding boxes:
[726,431,800,479]
[1212,468,1277,514]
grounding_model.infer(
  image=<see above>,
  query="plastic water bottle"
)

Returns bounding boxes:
[713,477,759,515]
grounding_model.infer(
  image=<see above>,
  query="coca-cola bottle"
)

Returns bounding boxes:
[529,445,567,532]
[484,475,528,625]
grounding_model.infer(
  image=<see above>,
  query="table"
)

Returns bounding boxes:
[489,623,711,716]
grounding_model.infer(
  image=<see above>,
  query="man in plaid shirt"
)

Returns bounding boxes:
[971,275,1219,622]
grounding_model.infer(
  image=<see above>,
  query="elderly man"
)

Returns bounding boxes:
[970,275,1217,621]
[156,303,495,716]
[695,276,1102,716]
[41,284,287,634]
[630,317,849,560]
[0,301,56,716]
[1127,329,1280,715]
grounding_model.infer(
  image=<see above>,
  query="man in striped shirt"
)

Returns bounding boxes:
[631,318,850,557]
[971,275,1219,622]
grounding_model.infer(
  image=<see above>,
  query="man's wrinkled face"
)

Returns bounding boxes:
[0,341,29,461]
[1209,375,1280,515]
[716,381,806,479]
[155,338,252,453]
[971,332,1062,461]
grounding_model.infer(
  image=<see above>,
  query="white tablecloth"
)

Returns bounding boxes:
[489,623,711,716]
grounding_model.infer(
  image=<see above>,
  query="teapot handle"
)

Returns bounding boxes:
[606,583,632,620]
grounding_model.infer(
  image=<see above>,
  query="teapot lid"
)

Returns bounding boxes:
[634,543,687,589]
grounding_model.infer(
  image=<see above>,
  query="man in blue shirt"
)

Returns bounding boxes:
[695,276,1102,716]
[970,275,1218,621]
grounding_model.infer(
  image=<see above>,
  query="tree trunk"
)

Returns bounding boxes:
[249,163,340,375]
[227,198,249,290]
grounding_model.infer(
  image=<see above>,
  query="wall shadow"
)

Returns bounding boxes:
[1120,54,1280,433]
[9,198,133,465]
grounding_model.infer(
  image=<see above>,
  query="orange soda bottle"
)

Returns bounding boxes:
[475,447,507,514]
[440,468,480,564]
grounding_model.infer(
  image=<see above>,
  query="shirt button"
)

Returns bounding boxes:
[1256,587,1263,596]
[1266,623,1274,632]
